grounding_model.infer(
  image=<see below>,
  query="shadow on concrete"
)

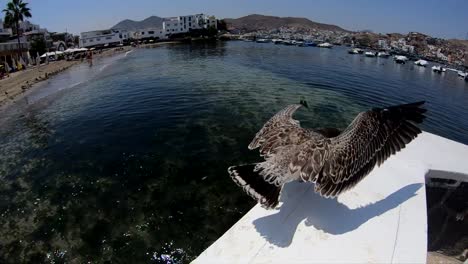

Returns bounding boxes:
[253,182,422,247]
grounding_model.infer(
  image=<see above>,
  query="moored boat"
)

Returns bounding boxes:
[317,42,333,48]
[256,38,269,43]
[432,65,446,73]
[348,48,360,54]
[377,51,390,58]
[272,39,283,44]
[282,39,294,45]
[365,51,377,57]
[304,40,317,47]
[295,41,305,46]
[414,59,428,67]
[394,55,408,64]
[457,71,467,78]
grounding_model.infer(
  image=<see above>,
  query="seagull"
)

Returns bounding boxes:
[228,101,427,209]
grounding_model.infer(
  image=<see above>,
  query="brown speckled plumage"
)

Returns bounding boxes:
[229,101,427,208]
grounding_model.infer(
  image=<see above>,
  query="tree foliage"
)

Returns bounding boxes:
[2,0,32,35]
[2,0,32,59]
[217,19,227,31]
[29,36,46,56]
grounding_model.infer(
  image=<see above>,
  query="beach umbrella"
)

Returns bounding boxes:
[3,56,10,73]
[12,57,17,71]
[26,51,32,66]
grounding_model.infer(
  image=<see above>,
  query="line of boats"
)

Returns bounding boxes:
[247,38,468,82]
[348,48,468,80]
[254,38,334,48]
[348,48,392,58]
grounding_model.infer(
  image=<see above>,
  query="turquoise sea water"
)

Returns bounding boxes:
[1,41,467,263]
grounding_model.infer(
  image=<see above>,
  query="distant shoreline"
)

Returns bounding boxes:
[0,47,133,110]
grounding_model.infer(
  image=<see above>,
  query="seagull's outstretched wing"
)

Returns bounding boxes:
[287,101,427,197]
[313,101,426,197]
[248,104,313,157]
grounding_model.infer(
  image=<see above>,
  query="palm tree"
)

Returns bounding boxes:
[3,0,32,61]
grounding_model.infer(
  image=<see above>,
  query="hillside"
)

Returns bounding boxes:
[112,16,163,30]
[224,14,349,33]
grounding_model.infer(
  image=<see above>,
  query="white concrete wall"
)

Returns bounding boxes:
[130,28,166,40]
[194,132,468,263]
[163,18,183,35]
[163,14,217,36]
[80,29,128,48]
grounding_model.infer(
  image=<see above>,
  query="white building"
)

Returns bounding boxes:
[80,29,129,48]
[129,28,165,40]
[377,39,388,50]
[19,21,41,33]
[436,49,448,61]
[402,44,415,53]
[162,14,217,36]
[398,38,406,45]
[0,19,12,38]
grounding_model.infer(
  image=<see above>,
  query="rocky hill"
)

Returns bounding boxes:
[224,14,349,33]
[112,16,163,30]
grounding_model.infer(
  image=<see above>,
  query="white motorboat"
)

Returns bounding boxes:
[272,39,283,44]
[457,71,467,78]
[365,51,377,57]
[394,55,408,64]
[377,51,390,58]
[432,65,446,73]
[256,38,269,43]
[295,41,305,46]
[348,48,359,54]
[414,60,428,67]
[317,42,333,48]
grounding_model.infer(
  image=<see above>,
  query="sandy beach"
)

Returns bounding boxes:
[0,47,133,108]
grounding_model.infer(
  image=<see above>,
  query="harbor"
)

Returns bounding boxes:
[1,1,467,263]
[235,37,468,81]
[1,41,468,262]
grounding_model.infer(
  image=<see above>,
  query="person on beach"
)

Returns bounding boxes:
[86,50,93,67]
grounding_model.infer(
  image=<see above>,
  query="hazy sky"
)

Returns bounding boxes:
[1,0,467,39]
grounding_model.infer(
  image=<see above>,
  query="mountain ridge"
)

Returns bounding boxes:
[224,14,350,33]
[112,16,163,30]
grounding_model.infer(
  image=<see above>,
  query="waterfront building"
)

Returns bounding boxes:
[0,19,12,40]
[436,49,449,61]
[378,39,389,50]
[162,14,217,36]
[129,28,166,41]
[0,19,30,69]
[402,44,415,53]
[22,22,52,50]
[80,29,129,48]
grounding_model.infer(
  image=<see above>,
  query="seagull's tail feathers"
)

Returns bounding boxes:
[228,163,282,209]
